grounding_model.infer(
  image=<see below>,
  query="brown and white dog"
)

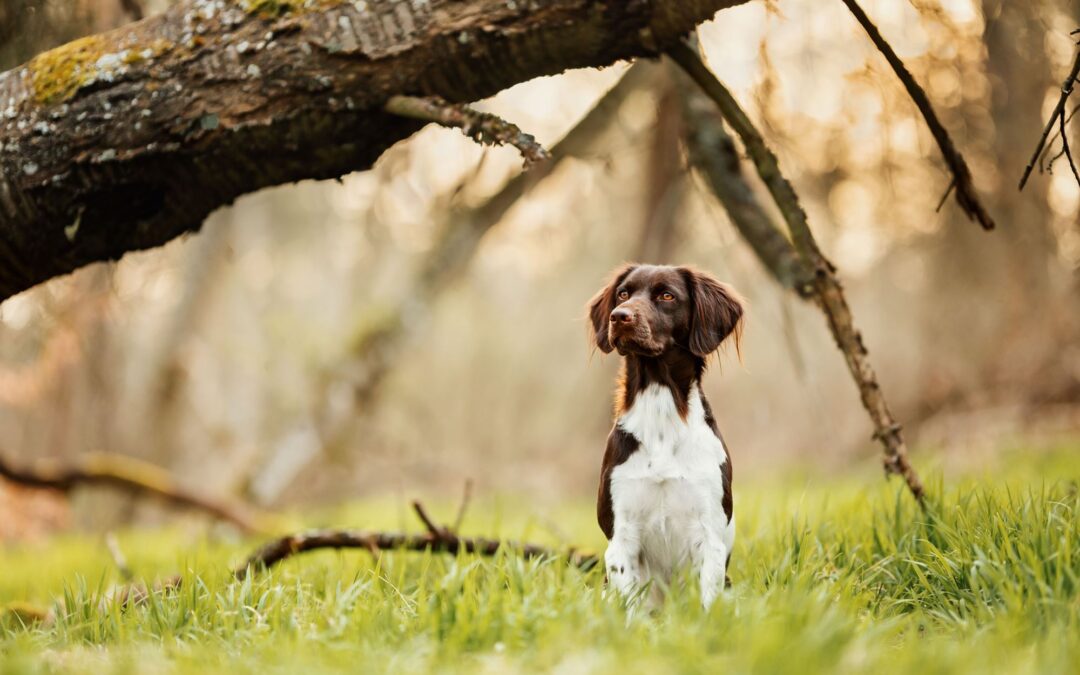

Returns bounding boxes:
[588,264,744,609]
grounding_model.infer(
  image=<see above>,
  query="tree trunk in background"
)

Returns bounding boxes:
[635,64,685,264]
[131,210,232,463]
[0,0,748,302]
[923,0,1064,409]
[982,1,1057,298]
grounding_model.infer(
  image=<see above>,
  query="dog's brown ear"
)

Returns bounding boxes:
[587,264,637,353]
[681,267,744,358]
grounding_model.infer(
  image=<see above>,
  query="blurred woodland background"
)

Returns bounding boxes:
[1,0,1078,537]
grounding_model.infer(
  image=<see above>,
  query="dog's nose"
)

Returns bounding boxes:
[610,307,635,324]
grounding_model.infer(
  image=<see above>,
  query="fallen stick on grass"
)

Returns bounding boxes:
[2,491,599,626]
[235,500,599,580]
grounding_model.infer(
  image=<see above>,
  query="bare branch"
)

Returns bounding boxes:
[235,528,600,580]
[1038,102,1080,174]
[1059,102,1080,188]
[385,95,550,168]
[411,500,452,541]
[1020,49,1080,190]
[671,45,926,503]
[0,451,272,533]
[839,0,995,230]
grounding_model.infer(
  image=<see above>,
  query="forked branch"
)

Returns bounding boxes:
[1019,48,1080,191]
[235,498,598,580]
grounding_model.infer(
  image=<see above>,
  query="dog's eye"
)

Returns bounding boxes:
[617,290,629,301]
[658,292,675,302]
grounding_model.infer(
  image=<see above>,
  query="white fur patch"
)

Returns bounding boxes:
[605,383,734,609]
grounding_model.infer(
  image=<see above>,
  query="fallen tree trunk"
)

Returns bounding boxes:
[0,0,749,302]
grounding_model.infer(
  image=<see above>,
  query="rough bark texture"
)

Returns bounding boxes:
[0,0,749,302]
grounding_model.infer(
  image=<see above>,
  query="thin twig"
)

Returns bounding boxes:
[452,479,474,533]
[1060,104,1080,188]
[385,95,551,168]
[411,500,451,541]
[1040,142,1062,175]
[839,0,994,230]
[0,451,271,533]
[1036,103,1080,173]
[1020,49,1080,191]
[935,179,956,213]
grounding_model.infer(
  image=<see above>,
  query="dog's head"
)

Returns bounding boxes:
[587,264,743,359]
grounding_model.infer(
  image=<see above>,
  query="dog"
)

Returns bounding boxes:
[587,263,744,610]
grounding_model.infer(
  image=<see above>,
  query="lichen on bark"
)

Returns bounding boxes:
[28,35,174,105]
[28,35,109,105]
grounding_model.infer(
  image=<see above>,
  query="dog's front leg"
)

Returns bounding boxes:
[697,533,729,611]
[605,523,646,604]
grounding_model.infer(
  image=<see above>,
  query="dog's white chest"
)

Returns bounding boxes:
[608,383,732,579]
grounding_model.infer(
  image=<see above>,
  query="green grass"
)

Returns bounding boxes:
[1,453,1078,674]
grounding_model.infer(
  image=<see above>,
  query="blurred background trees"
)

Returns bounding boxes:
[1,0,1077,534]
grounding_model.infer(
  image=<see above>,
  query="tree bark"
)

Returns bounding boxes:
[0,0,749,302]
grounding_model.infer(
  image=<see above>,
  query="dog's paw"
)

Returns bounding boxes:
[604,540,644,598]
